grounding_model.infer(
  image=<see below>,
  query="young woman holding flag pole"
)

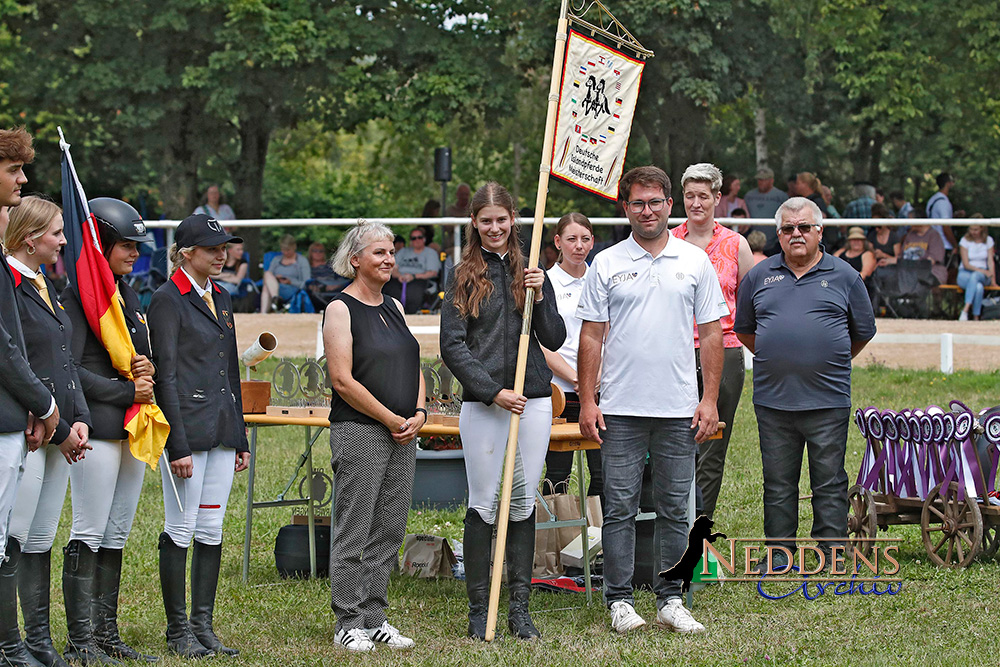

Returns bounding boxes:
[61,198,160,663]
[147,214,250,659]
[2,196,92,667]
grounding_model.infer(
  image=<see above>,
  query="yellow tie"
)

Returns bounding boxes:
[31,275,54,313]
[202,291,217,319]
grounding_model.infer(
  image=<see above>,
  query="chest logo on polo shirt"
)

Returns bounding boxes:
[611,271,638,285]
[558,290,574,300]
[675,272,685,280]
[763,275,785,286]
[821,280,829,288]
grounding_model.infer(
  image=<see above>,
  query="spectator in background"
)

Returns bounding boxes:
[421,199,440,218]
[260,234,310,313]
[900,224,947,284]
[744,168,787,255]
[747,230,768,265]
[875,188,886,204]
[868,204,902,266]
[542,242,558,270]
[307,242,350,309]
[926,172,958,251]
[956,221,996,321]
[843,183,877,220]
[192,185,235,222]
[215,241,247,295]
[834,227,877,282]
[719,174,746,218]
[890,191,914,219]
[821,185,841,218]
[393,235,405,253]
[445,183,471,218]
[384,227,441,313]
[419,224,442,253]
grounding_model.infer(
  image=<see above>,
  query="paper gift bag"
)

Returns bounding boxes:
[400,534,457,579]
[533,485,563,577]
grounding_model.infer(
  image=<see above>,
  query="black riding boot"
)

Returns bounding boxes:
[17,550,66,667]
[62,541,119,665]
[0,539,43,667]
[188,542,237,657]
[505,510,540,640]
[463,509,493,641]
[92,548,158,662]
[157,534,212,659]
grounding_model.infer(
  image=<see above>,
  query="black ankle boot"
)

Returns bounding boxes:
[0,539,43,667]
[463,509,493,641]
[62,541,119,665]
[157,534,213,659]
[188,542,237,657]
[505,511,540,640]
[17,550,66,667]
[92,548,158,662]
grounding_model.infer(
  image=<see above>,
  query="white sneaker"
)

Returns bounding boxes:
[656,598,705,634]
[959,310,969,321]
[335,627,375,652]
[365,621,415,649]
[609,600,647,634]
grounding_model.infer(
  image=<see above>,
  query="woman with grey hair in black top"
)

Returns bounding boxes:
[323,220,426,653]
[440,182,565,641]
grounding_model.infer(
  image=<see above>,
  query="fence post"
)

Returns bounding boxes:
[940,333,954,374]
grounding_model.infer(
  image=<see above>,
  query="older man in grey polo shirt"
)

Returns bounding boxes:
[578,165,727,634]
[734,197,876,572]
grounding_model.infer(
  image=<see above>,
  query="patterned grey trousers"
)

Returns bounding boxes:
[329,421,415,631]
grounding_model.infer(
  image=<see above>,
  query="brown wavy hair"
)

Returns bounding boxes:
[450,182,526,319]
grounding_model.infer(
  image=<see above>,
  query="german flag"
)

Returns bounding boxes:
[59,130,169,469]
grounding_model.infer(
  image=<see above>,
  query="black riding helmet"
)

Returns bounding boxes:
[89,197,153,258]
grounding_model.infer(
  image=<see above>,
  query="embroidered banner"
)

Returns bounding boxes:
[550,30,645,201]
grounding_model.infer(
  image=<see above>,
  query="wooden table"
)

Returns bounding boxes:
[241,414,600,594]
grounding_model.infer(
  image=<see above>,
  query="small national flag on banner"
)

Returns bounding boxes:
[550,29,646,200]
[59,129,169,469]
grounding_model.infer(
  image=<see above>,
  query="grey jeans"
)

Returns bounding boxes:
[754,405,850,553]
[600,415,696,608]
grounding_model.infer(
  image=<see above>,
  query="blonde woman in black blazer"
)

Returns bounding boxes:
[147,214,249,660]
[3,196,91,667]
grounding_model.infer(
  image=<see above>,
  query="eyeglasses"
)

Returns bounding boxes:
[626,199,667,214]
[410,235,424,241]
[778,224,820,236]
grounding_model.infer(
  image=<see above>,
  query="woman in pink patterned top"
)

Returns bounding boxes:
[671,163,754,520]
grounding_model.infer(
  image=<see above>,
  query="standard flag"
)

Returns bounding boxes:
[59,129,169,468]
[550,29,646,200]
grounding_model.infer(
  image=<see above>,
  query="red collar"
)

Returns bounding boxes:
[170,269,220,295]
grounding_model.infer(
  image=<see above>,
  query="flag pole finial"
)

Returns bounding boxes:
[57,126,70,152]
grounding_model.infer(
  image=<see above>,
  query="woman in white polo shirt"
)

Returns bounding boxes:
[541,213,603,504]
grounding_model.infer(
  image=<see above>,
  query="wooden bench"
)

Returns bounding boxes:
[938,284,1000,293]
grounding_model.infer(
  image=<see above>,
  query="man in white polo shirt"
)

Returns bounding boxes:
[577,165,727,634]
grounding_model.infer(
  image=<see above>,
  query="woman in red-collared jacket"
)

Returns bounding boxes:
[147,214,250,660]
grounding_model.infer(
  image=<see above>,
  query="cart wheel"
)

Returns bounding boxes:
[920,482,983,568]
[847,485,877,559]
[982,523,1000,559]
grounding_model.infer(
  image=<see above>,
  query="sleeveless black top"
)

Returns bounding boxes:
[327,293,420,426]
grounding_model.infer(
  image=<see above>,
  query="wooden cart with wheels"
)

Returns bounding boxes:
[848,401,1000,569]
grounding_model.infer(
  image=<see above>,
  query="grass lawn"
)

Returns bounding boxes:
[38,365,1000,665]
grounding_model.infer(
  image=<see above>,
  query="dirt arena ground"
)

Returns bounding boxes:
[234,314,1000,371]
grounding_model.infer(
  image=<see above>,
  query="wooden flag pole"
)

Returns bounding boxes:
[484,0,570,643]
